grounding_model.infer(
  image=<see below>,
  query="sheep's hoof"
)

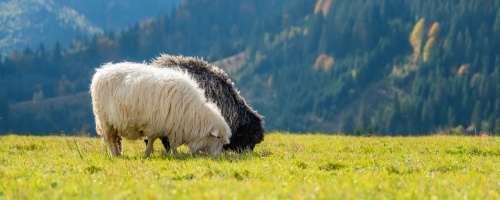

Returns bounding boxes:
[142,150,154,159]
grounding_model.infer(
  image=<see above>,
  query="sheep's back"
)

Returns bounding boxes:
[91,62,209,141]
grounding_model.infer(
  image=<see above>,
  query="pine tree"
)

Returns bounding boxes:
[471,101,482,125]
[0,90,9,132]
[52,42,62,61]
[494,118,500,136]
[447,106,456,126]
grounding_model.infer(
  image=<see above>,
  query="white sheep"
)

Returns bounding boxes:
[90,62,231,158]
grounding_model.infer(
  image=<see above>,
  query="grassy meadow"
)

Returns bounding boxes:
[0,133,499,199]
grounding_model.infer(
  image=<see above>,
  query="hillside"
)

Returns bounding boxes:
[0,0,499,135]
[0,0,179,55]
[238,0,500,134]
[8,92,92,135]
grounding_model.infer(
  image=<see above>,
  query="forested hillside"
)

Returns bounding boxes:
[0,0,499,135]
[241,0,500,134]
[0,0,179,55]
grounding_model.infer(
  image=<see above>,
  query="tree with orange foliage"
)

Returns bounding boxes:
[314,0,332,17]
[457,64,469,76]
[314,54,334,72]
[410,18,425,62]
[428,22,440,38]
[423,37,435,63]
[422,22,440,63]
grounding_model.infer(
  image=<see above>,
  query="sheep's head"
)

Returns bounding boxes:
[223,109,265,152]
[190,122,231,156]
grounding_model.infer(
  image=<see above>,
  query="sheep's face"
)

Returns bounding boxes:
[204,129,226,156]
[191,125,231,156]
[223,110,265,152]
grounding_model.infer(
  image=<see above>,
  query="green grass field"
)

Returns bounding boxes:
[0,133,499,199]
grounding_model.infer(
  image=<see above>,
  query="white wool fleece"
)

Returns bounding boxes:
[90,62,231,157]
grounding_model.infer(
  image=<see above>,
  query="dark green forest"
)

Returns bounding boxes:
[0,0,499,135]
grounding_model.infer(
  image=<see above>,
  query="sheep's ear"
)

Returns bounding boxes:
[210,129,220,138]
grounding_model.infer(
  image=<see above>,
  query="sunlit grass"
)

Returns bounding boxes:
[0,133,499,199]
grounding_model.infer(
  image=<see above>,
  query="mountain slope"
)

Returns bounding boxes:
[0,0,179,55]
[236,0,500,134]
[0,0,102,55]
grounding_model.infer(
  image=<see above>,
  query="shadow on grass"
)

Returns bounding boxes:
[114,148,272,162]
[444,146,500,157]
[161,149,272,162]
[319,162,346,171]
[428,164,464,173]
[386,165,421,175]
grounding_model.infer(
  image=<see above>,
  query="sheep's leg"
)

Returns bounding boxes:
[143,137,153,152]
[189,144,200,154]
[116,134,123,155]
[170,145,179,154]
[103,126,120,157]
[143,137,157,159]
[159,136,171,152]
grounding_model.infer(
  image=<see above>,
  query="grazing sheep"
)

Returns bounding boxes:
[148,54,265,152]
[90,62,231,158]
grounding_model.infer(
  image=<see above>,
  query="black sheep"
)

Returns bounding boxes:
[145,54,265,152]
